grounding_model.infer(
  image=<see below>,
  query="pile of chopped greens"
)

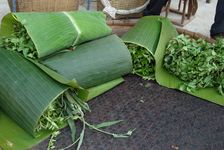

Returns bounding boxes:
[164,34,224,95]
[1,22,37,58]
[126,43,155,80]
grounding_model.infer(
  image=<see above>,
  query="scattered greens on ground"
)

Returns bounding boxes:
[163,34,224,95]
[35,90,134,150]
[0,22,37,58]
[126,43,155,80]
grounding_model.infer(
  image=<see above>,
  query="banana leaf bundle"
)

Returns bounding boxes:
[0,11,131,89]
[154,18,224,106]
[0,11,133,149]
[0,35,132,149]
[122,16,162,80]
[0,11,111,58]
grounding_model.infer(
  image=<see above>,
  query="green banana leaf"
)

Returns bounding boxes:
[36,35,133,89]
[0,49,125,150]
[122,16,162,55]
[0,112,52,150]
[0,49,68,137]
[121,16,162,80]
[155,18,224,106]
[78,78,124,101]
[0,11,112,58]
[0,79,124,150]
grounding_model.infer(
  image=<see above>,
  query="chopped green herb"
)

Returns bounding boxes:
[164,34,224,95]
[0,23,37,58]
[126,43,155,80]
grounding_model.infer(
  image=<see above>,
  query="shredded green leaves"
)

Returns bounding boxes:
[0,22,37,58]
[47,131,61,150]
[164,34,224,95]
[35,96,66,132]
[126,43,155,80]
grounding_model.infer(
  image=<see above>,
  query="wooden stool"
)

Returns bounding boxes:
[165,0,198,27]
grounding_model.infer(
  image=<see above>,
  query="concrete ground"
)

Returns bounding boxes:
[182,0,217,37]
[162,0,217,37]
[0,0,218,36]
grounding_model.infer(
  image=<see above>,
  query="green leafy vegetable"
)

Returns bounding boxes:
[1,23,37,58]
[92,120,123,129]
[164,34,224,95]
[126,43,155,80]
[84,122,135,139]
[47,131,60,150]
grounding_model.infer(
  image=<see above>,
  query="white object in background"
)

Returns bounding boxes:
[100,0,150,19]
[0,0,10,22]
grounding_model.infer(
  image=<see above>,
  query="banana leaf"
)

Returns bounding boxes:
[78,78,124,101]
[0,112,51,150]
[0,49,68,137]
[0,11,112,58]
[122,16,162,55]
[34,35,133,89]
[154,18,224,106]
[0,79,124,150]
[121,16,162,79]
[0,34,131,150]
[0,49,125,150]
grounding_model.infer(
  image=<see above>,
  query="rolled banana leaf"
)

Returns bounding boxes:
[0,79,124,150]
[122,16,162,54]
[0,48,68,136]
[0,49,125,150]
[0,11,112,58]
[155,18,224,106]
[35,34,133,89]
[121,16,162,80]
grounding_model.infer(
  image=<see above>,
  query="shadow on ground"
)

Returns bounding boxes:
[32,75,224,150]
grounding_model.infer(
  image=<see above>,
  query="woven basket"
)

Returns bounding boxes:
[8,0,79,12]
[176,28,214,43]
[97,0,147,19]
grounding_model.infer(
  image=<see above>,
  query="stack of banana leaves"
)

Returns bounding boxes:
[0,11,134,150]
[122,16,224,105]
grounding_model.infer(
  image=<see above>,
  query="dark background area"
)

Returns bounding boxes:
[33,75,224,150]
